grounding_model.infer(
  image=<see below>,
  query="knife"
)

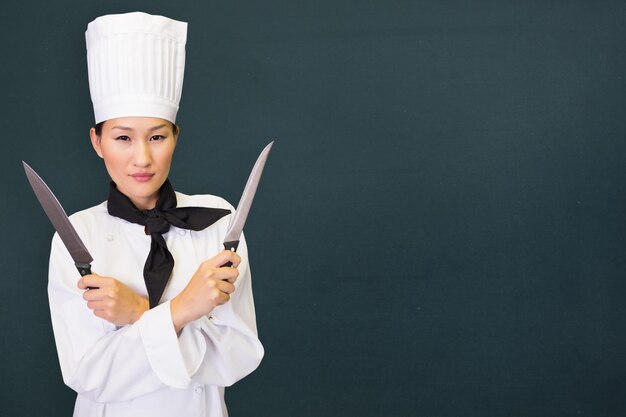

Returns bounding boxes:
[222,141,274,266]
[23,161,94,278]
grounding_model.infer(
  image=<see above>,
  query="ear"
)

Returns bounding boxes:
[90,127,104,159]
[173,124,180,147]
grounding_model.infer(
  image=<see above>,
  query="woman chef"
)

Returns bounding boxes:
[47,12,264,417]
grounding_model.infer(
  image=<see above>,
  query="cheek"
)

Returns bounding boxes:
[157,144,176,165]
[100,149,126,174]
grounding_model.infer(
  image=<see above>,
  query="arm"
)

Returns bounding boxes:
[170,249,240,333]
[169,236,264,386]
[78,274,149,326]
[50,231,263,401]
[48,233,179,402]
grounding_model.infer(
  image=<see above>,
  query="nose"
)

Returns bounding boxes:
[133,140,152,167]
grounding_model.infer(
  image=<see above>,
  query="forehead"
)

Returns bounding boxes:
[103,117,173,131]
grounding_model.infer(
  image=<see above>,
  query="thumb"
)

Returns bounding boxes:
[77,276,88,289]
[210,249,238,268]
[77,273,100,290]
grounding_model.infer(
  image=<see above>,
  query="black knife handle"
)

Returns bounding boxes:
[75,263,98,289]
[222,240,240,267]
[76,263,91,276]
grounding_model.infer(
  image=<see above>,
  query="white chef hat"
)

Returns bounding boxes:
[85,12,187,124]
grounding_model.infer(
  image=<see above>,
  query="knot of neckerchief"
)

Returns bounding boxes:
[107,180,231,308]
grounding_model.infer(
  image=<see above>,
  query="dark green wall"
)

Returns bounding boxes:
[2,1,626,416]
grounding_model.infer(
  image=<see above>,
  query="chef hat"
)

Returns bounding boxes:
[85,12,187,124]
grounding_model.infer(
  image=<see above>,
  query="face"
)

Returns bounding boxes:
[90,117,178,210]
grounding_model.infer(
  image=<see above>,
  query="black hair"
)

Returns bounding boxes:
[93,121,179,136]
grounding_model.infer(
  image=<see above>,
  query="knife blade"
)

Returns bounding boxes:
[222,141,273,265]
[23,161,94,277]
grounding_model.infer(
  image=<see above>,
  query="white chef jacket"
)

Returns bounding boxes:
[48,192,264,417]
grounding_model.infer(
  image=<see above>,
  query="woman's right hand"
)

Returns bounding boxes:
[78,274,149,326]
[170,250,241,332]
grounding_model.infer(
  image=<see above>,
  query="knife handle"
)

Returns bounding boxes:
[222,240,240,267]
[76,263,98,290]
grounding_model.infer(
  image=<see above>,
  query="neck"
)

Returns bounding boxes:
[131,195,159,211]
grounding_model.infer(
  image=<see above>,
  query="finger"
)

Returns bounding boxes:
[214,289,231,305]
[83,282,122,301]
[215,280,236,294]
[219,249,241,268]
[77,276,88,290]
[211,266,239,283]
[227,251,241,269]
[220,271,239,283]
[86,300,107,310]
[93,309,113,322]
[77,274,97,289]
[208,250,241,268]
[83,287,107,301]
[78,274,108,290]
[205,250,232,268]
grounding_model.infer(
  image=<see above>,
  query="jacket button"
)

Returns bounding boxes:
[194,384,203,393]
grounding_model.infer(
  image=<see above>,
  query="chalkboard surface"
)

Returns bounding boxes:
[2,1,626,416]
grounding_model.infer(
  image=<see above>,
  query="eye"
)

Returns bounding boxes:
[115,135,131,141]
[150,135,166,141]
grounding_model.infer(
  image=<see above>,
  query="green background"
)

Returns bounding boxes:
[2,1,626,416]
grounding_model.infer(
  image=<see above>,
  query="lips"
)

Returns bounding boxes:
[130,172,155,182]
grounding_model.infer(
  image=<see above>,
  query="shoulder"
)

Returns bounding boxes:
[175,191,235,212]
[51,201,112,248]
[68,201,109,226]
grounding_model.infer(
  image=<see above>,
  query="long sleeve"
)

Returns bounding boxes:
[175,237,264,386]
[47,196,264,410]
[49,232,187,403]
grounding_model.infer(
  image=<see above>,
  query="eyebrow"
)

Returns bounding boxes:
[110,124,168,132]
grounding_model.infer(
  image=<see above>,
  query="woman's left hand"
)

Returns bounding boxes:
[78,274,149,326]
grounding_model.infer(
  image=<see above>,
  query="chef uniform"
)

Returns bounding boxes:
[47,12,264,417]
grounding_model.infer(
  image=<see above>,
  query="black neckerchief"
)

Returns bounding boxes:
[107,180,230,308]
